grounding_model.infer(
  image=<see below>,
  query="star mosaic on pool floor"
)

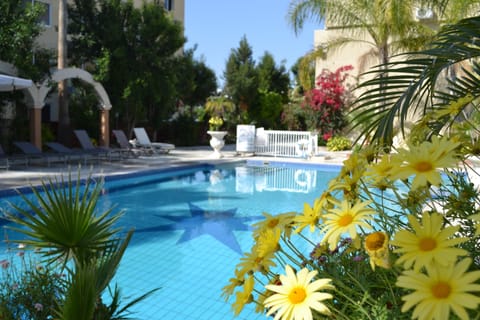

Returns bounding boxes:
[135,203,264,254]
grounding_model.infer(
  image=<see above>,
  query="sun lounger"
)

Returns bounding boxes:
[133,127,175,154]
[45,142,99,165]
[13,141,67,167]
[0,145,28,170]
[112,130,144,157]
[73,130,124,161]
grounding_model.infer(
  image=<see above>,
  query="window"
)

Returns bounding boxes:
[164,0,173,11]
[23,0,51,26]
[35,1,51,26]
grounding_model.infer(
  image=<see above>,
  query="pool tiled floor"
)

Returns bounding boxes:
[0,145,349,319]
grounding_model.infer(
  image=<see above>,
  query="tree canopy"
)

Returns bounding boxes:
[69,0,186,131]
[0,0,52,79]
[223,36,258,112]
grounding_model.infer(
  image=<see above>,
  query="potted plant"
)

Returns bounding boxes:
[207,120,228,158]
[205,95,235,158]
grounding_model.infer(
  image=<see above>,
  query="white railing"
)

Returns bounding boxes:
[254,129,318,158]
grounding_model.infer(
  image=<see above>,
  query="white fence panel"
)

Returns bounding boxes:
[254,130,318,158]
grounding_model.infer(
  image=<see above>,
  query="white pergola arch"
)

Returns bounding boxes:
[12,66,112,149]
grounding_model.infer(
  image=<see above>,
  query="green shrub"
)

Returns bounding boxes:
[326,136,352,151]
[0,249,64,320]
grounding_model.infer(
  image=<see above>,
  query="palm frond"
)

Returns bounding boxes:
[55,261,98,320]
[6,170,124,268]
[288,0,327,35]
[350,15,480,144]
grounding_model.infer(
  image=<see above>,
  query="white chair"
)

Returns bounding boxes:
[133,127,175,154]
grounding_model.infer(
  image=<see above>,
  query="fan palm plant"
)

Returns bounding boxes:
[5,171,158,319]
[350,15,480,146]
[7,171,122,268]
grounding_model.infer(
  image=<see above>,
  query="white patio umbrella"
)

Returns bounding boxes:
[0,74,33,92]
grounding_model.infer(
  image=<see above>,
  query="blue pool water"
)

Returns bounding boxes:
[0,161,340,320]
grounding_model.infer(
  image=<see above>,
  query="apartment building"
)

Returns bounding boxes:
[33,0,185,51]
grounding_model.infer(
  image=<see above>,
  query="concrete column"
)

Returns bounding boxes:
[29,108,42,150]
[100,109,109,147]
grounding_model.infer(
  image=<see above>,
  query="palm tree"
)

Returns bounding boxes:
[57,0,70,145]
[288,0,480,145]
[288,0,437,89]
[205,95,236,117]
[350,15,480,146]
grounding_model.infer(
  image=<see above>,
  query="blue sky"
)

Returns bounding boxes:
[184,0,323,87]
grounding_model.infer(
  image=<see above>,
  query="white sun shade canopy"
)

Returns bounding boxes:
[0,74,33,92]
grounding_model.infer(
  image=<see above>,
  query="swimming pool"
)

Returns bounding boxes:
[0,161,341,320]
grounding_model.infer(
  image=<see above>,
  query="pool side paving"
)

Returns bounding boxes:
[0,145,350,192]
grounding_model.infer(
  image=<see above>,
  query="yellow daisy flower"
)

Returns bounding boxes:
[396,258,480,320]
[391,212,468,270]
[256,227,282,257]
[264,265,334,320]
[237,245,276,276]
[364,231,390,270]
[434,93,474,118]
[232,274,254,316]
[320,200,375,250]
[314,190,334,211]
[294,202,320,233]
[365,154,395,182]
[221,268,244,301]
[328,170,363,200]
[253,212,295,239]
[341,152,367,177]
[363,155,398,190]
[390,136,460,190]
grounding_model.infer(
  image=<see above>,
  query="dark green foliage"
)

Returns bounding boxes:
[224,36,259,112]
[69,80,102,139]
[176,48,218,107]
[281,96,307,130]
[223,36,292,129]
[252,90,285,129]
[0,0,53,148]
[307,240,405,319]
[0,0,53,80]
[256,52,290,103]
[69,0,186,132]
[166,106,206,146]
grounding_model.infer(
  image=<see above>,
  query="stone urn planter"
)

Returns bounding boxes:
[207,131,227,158]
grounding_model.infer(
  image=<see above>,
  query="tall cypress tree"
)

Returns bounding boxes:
[223,36,258,112]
